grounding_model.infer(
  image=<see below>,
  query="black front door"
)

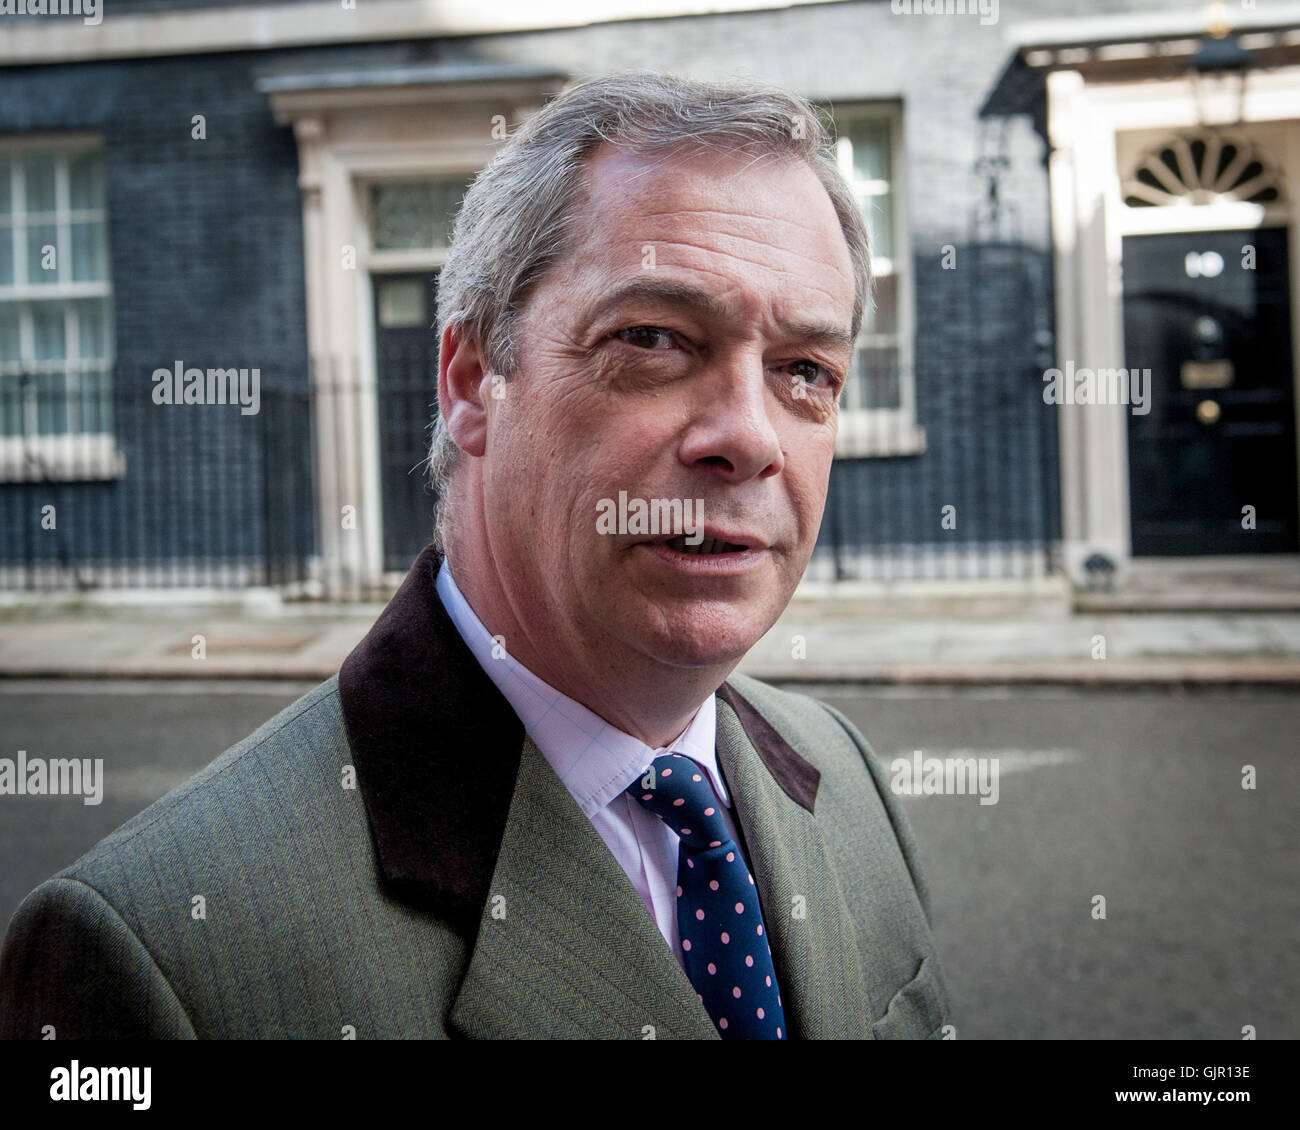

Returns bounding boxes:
[1123,228,1298,555]
[372,271,440,571]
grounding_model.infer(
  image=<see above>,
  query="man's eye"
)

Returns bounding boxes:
[616,326,675,350]
[787,359,836,388]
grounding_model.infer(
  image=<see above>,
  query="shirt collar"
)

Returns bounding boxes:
[434,558,729,819]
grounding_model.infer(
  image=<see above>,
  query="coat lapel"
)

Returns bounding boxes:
[714,686,877,1039]
[340,542,875,1039]
[338,543,522,933]
[447,734,718,1040]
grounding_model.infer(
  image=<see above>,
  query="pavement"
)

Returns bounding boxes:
[2,577,1299,683]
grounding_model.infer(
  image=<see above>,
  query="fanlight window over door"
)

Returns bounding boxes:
[1122,130,1284,208]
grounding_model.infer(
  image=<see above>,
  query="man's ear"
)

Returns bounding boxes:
[437,322,492,458]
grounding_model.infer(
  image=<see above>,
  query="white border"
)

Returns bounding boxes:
[0,0,856,66]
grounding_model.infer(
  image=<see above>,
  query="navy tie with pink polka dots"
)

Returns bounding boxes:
[627,752,787,1040]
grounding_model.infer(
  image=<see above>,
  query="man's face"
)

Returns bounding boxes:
[478,143,856,673]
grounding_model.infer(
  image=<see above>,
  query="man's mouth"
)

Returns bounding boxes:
[636,530,769,575]
[663,535,750,555]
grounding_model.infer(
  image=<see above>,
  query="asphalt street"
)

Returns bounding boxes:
[1,679,1295,1040]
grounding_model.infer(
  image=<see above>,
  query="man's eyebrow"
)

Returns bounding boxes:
[588,278,855,352]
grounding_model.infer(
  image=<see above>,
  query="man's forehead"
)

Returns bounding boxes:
[565,142,856,322]
[581,141,826,225]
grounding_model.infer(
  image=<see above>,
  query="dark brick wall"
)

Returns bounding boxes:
[0,51,308,572]
[0,0,1211,578]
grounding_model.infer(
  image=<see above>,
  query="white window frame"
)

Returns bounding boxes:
[827,103,925,458]
[363,174,473,273]
[0,133,123,482]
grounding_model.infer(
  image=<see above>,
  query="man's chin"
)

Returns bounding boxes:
[626,600,779,673]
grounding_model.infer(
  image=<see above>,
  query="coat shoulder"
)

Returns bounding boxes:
[63,677,351,888]
[1,678,463,1038]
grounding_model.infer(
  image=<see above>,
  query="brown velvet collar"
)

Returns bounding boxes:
[337,543,820,930]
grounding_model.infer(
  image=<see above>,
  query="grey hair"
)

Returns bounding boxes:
[427,70,872,554]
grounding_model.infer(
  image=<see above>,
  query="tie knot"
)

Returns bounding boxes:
[626,753,731,851]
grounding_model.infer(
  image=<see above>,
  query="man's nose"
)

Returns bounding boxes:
[676,356,785,482]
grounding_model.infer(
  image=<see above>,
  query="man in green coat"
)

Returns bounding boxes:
[0,72,950,1040]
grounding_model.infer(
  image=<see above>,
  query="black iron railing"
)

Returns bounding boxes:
[1,349,1060,595]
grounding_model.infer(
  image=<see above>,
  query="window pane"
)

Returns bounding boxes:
[834,115,896,267]
[2,147,114,439]
[0,303,21,439]
[69,150,106,211]
[79,367,113,434]
[377,279,427,327]
[372,183,434,250]
[75,300,113,434]
[864,273,897,337]
[24,153,57,216]
[850,346,901,410]
[35,370,68,434]
[76,300,112,431]
[0,390,17,437]
[32,301,66,361]
[27,224,60,283]
[861,190,894,261]
[32,304,67,435]
[0,304,18,366]
[0,297,23,434]
[370,180,465,251]
[70,221,108,281]
[76,297,110,360]
[847,119,891,182]
[0,362,18,434]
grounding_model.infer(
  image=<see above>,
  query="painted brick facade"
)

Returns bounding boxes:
[0,0,1218,584]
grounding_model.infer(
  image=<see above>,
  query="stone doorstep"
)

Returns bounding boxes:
[787,576,1074,621]
[1077,556,1300,613]
[1075,591,1300,613]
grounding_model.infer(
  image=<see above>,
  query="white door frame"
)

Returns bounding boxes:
[1046,64,1300,586]
[265,79,556,592]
